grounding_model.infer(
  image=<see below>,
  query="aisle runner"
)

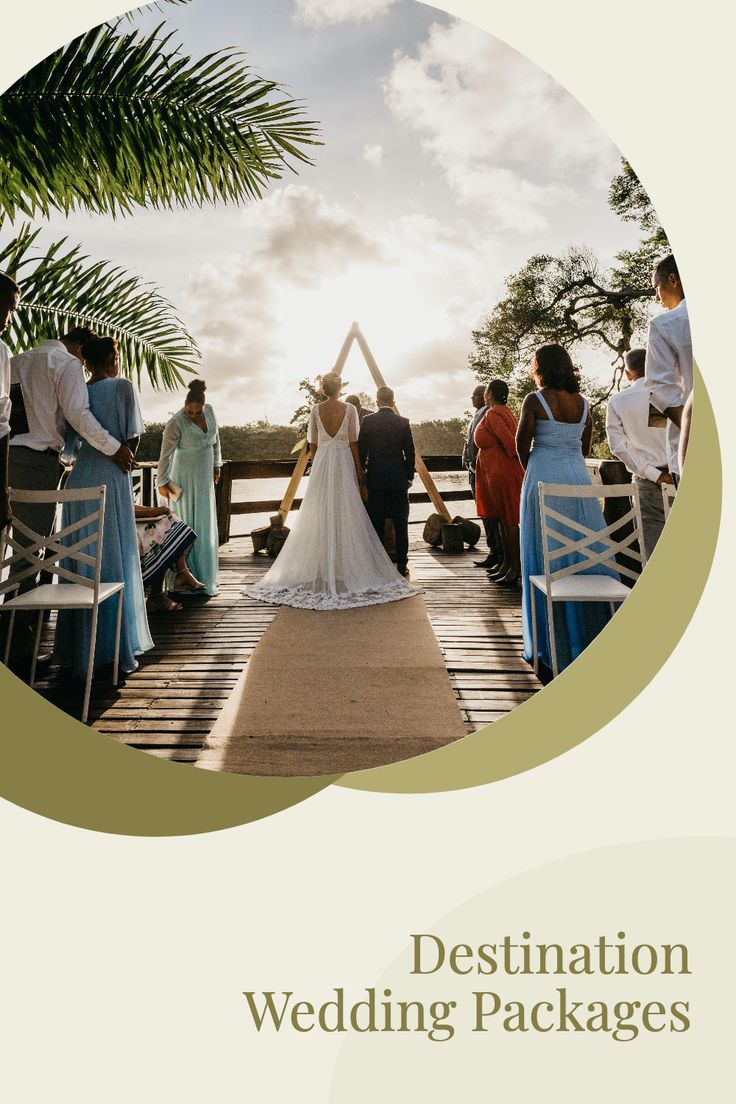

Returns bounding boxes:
[195,595,467,776]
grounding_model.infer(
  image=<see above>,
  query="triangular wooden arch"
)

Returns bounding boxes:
[277,321,452,523]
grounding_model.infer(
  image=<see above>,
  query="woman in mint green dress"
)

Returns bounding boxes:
[157,379,221,596]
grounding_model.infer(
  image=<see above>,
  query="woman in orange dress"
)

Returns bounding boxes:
[473,380,524,585]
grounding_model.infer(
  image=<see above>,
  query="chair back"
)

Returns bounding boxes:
[0,486,107,599]
[538,482,646,587]
[661,480,677,519]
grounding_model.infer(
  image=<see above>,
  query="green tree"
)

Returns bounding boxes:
[608,158,670,292]
[0,11,320,387]
[470,160,669,401]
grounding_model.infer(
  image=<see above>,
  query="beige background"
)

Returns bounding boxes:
[0,1,733,1099]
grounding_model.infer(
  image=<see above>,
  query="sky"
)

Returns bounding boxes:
[40,0,644,426]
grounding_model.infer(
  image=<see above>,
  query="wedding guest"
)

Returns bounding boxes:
[516,344,619,676]
[345,394,368,424]
[474,380,524,585]
[462,384,487,498]
[157,379,221,596]
[606,348,671,559]
[54,336,153,680]
[644,253,692,478]
[5,327,134,670]
[463,383,497,569]
[134,504,201,613]
[0,272,20,532]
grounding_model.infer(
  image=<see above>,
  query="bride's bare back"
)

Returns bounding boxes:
[316,398,348,438]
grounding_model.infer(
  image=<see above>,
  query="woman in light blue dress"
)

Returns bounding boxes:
[156,379,221,596]
[54,336,153,679]
[516,344,620,675]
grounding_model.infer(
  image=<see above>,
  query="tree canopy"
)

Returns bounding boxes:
[470,160,670,403]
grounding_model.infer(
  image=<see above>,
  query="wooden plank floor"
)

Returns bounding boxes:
[411,536,540,735]
[33,524,541,762]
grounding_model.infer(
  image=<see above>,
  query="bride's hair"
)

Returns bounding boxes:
[321,372,342,397]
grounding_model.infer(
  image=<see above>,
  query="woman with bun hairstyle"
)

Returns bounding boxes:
[157,379,221,596]
[516,343,619,676]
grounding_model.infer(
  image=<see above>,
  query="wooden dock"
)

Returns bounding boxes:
[34,525,541,763]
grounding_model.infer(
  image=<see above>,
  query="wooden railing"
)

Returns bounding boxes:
[133,456,473,544]
[217,455,474,544]
[134,456,626,546]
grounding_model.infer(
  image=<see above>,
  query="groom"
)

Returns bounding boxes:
[358,386,415,578]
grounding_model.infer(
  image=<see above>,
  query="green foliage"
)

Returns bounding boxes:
[411,418,466,456]
[0,22,321,220]
[0,225,198,388]
[137,421,303,462]
[470,245,654,394]
[0,12,321,390]
[470,159,669,396]
[124,0,193,17]
[608,159,662,232]
[137,418,469,462]
[608,160,670,292]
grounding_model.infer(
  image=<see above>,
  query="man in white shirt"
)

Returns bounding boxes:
[0,272,21,532]
[643,253,693,477]
[6,328,134,667]
[606,348,672,559]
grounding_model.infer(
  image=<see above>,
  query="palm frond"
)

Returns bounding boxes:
[131,0,193,10]
[0,22,321,219]
[121,0,194,21]
[0,226,199,389]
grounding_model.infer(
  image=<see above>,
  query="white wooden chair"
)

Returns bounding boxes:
[661,480,677,519]
[0,487,124,723]
[530,482,646,678]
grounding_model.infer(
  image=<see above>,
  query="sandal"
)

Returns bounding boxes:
[147,595,183,613]
[174,570,205,591]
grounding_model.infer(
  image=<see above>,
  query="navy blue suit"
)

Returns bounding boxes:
[358,407,415,571]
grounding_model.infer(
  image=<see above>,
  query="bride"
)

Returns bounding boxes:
[243,373,420,610]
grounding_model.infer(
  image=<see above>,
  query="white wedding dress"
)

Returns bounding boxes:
[242,403,421,610]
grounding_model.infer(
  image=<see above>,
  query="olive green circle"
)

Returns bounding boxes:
[340,367,721,794]
[0,669,336,834]
[0,370,719,832]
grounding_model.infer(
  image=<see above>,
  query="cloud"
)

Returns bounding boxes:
[237,184,383,285]
[384,19,619,233]
[293,0,399,27]
[362,143,384,166]
[158,189,502,427]
[171,186,388,418]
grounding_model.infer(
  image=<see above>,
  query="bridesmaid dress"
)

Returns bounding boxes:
[54,377,153,678]
[157,403,221,596]
[519,392,620,673]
